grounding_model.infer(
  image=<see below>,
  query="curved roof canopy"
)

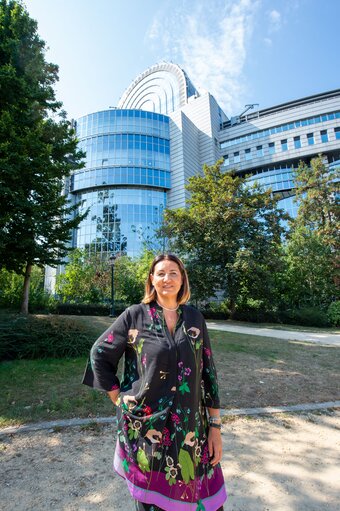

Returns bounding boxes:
[118,62,198,115]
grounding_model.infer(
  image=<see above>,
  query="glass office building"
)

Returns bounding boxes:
[72,109,170,257]
[44,65,339,292]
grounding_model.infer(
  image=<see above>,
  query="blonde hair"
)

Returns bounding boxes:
[142,254,191,305]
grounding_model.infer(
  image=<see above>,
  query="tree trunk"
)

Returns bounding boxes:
[229,297,236,319]
[20,262,32,314]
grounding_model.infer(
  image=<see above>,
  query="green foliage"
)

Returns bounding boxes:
[327,301,340,326]
[0,313,95,360]
[56,248,155,306]
[278,308,330,328]
[293,155,339,250]
[162,160,288,315]
[0,1,86,312]
[0,266,55,311]
[55,303,111,316]
[201,301,230,320]
[114,249,155,304]
[56,249,110,304]
[283,226,336,308]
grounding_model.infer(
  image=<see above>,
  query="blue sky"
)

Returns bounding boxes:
[25,0,340,120]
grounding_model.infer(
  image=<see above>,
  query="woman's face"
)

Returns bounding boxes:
[150,260,183,301]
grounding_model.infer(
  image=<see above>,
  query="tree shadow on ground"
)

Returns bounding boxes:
[1,411,339,510]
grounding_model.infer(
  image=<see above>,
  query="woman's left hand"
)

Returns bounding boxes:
[208,427,223,466]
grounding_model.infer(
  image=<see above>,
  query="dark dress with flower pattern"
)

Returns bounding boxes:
[83,302,227,511]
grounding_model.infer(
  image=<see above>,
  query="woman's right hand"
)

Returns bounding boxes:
[107,388,120,405]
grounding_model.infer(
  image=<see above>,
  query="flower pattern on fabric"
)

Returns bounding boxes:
[83,302,226,511]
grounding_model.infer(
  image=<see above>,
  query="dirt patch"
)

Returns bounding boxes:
[210,333,340,409]
[0,410,339,511]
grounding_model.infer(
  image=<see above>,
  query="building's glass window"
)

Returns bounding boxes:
[75,188,166,257]
[268,142,275,155]
[234,151,240,163]
[219,110,340,149]
[335,127,340,140]
[256,145,263,157]
[320,129,328,143]
[245,148,252,160]
[281,139,288,151]
[294,136,301,149]
[307,133,314,145]
[223,155,229,166]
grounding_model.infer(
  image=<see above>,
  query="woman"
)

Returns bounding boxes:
[83,254,227,511]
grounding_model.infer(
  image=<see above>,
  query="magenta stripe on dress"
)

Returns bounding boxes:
[113,442,227,511]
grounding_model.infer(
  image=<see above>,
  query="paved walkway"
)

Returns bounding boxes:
[206,321,340,346]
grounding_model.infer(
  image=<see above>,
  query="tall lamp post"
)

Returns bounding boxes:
[109,253,116,317]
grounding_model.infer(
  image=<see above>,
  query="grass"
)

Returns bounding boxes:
[0,314,339,428]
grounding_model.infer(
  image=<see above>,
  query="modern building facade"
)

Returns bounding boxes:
[218,89,340,217]
[68,64,340,260]
[72,109,170,256]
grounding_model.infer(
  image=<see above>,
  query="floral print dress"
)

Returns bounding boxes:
[82,302,227,511]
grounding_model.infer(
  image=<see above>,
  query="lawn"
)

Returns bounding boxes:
[0,316,339,428]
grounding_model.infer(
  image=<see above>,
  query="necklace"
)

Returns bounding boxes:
[156,301,179,312]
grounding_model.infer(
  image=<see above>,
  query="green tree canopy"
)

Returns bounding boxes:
[293,155,339,250]
[162,160,288,315]
[283,226,336,308]
[0,0,86,312]
[56,248,155,306]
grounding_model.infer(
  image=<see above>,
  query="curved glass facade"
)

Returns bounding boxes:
[75,189,166,256]
[247,166,295,193]
[72,109,170,257]
[247,166,299,217]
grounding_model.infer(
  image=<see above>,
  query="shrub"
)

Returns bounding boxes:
[0,314,96,361]
[232,308,280,323]
[279,307,330,327]
[0,267,55,312]
[201,302,230,320]
[55,301,127,316]
[327,301,340,326]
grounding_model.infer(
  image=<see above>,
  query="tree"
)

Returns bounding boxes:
[162,160,288,316]
[293,155,339,250]
[56,249,110,304]
[283,226,336,308]
[282,155,340,307]
[0,0,86,313]
[56,248,155,306]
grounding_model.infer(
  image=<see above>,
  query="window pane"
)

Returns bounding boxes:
[320,130,328,143]
[294,136,301,149]
[256,145,263,157]
[268,142,275,155]
[335,127,340,140]
[307,133,314,145]
[281,139,288,151]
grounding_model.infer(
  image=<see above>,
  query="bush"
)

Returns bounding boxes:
[231,306,330,327]
[0,314,96,361]
[0,267,55,313]
[201,302,230,320]
[327,301,340,326]
[55,301,127,316]
[279,307,330,327]
[232,308,281,323]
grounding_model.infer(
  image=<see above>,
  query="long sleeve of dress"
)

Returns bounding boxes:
[201,318,220,409]
[82,308,131,392]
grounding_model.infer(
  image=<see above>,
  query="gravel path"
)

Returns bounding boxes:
[1,410,339,511]
[206,322,340,346]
